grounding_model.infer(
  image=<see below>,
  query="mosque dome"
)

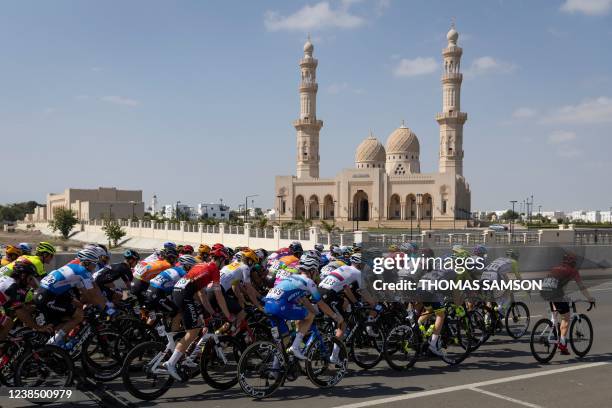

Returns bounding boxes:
[385,125,420,154]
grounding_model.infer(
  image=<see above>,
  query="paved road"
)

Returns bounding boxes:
[6,279,612,408]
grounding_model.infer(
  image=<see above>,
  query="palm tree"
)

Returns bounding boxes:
[320,219,340,234]
[297,216,312,232]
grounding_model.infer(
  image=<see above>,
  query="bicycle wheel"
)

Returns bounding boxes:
[121,341,174,401]
[14,345,74,388]
[81,329,126,381]
[570,314,593,358]
[200,335,242,390]
[439,316,471,366]
[383,325,419,371]
[505,302,530,339]
[349,323,384,370]
[467,309,488,351]
[530,318,557,363]
[237,340,286,399]
[305,335,348,388]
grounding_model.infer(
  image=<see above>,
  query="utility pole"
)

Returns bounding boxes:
[510,200,517,233]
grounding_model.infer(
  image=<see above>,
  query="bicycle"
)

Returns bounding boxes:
[530,300,594,363]
[121,315,241,400]
[237,314,348,399]
[0,327,74,391]
[383,301,473,369]
[468,299,530,348]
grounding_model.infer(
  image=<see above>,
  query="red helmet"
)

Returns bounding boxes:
[210,247,228,260]
[212,243,224,251]
[182,245,194,254]
[563,253,577,267]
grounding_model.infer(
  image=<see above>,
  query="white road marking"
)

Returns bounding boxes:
[331,362,609,408]
[470,387,544,408]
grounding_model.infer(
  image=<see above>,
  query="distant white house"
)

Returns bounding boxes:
[197,203,229,220]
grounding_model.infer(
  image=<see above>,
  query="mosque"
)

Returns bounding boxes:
[274,25,471,229]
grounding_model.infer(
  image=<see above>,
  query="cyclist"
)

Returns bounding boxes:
[1,241,56,278]
[196,244,211,262]
[131,247,179,304]
[1,245,22,266]
[165,248,231,380]
[35,248,109,347]
[143,241,177,263]
[264,255,344,360]
[145,254,198,330]
[541,253,595,355]
[0,260,53,340]
[93,249,141,303]
[219,249,263,328]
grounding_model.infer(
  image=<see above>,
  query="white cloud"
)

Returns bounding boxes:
[541,96,612,124]
[560,0,612,16]
[465,56,517,77]
[264,2,365,31]
[548,130,577,144]
[393,57,438,77]
[101,95,140,107]
[512,107,537,119]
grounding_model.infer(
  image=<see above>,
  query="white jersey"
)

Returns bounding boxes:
[318,265,363,293]
[220,261,251,291]
[143,251,161,263]
[482,257,515,280]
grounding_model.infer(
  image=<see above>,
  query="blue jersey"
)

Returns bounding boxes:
[40,263,95,295]
[264,274,321,304]
[149,266,187,292]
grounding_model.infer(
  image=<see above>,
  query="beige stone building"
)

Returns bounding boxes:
[275,26,471,229]
[45,187,144,221]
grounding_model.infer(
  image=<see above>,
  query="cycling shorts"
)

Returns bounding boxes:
[552,301,570,315]
[34,288,76,325]
[264,299,308,321]
[145,287,178,316]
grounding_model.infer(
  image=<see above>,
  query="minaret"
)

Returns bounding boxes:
[294,36,323,179]
[436,23,467,175]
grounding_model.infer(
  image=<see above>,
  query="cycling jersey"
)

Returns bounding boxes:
[0,255,46,277]
[175,262,220,292]
[149,266,187,293]
[0,275,25,309]
[320,260,346,279]
[39,263,94,295]
[481,257,519,281]
[143,251,162,263]
[93,262,133,286]
[133,259,172,282]
[265,274,321,304]
[219,261,251,291]
[318,265,363,293]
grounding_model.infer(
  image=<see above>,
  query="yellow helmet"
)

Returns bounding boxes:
[5,245,22,257]
[198,244,211,254]
[241,250,259,264]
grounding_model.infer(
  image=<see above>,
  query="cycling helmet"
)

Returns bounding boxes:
[289,241,303,255]
[5,245,22,257]
[77,248,99,264]
[563,253,577,267]
[17,243,32,255]
[255,249,267,262]
[176,244,185,253]
[505,248,519,260]
[178,255,198,269]
[409,242,419,252]
[452,245,469,258]
[314,243,325,252]
[163,241,177,250]
[241,250,259,264]
[388,244,399,252]
[123,249,141,260]
[198,244,211,254]
[399,242,414,253]
[298,255,319,272]
[225,247,235,259]
[340,246,352,256]
[212,243,224,251]
[12,260,37,283]
[210,247,228,260]
[420,248,435,258]
[349,253,363,265]
[472,244,487,257]
[36,242,56,255]
[234,252,243,262]
[96,244,110,258]
[182,245,194,254]
[164,247,179,260]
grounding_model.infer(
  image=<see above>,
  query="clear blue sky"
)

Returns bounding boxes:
[2,0,611,212]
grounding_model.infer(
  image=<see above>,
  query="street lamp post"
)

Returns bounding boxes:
[245,194,258,224]
[176,201,181,221]
[410,200,413,239]
[109,204,113,220]
[510,200,517,233]
[416,194,423,230]
[453,206,456,230]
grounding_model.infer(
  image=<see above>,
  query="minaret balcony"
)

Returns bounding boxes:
[299,81,318,91]
[436,111,468,123]
[441,73,463,82]
[299,57,318,67]
[293,118,324,129]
